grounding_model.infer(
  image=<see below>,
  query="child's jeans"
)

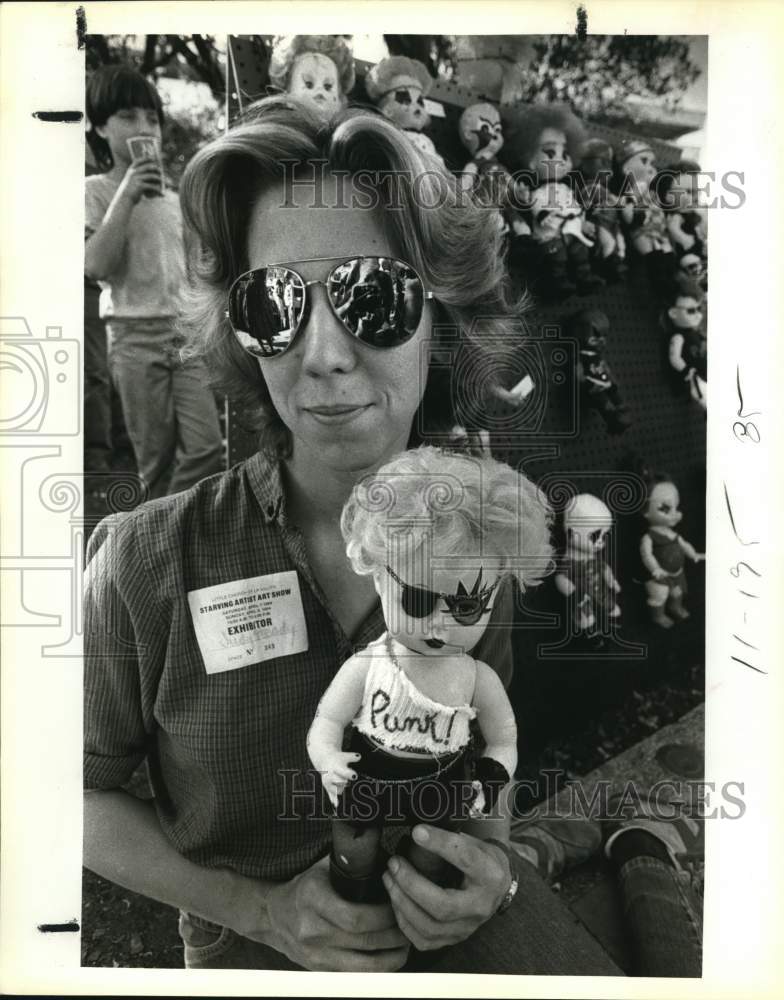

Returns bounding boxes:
[107,318,223,500]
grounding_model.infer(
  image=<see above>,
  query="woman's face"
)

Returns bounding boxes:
[246,175,431,474]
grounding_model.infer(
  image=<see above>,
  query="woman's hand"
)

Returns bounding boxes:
[258,856,410,971]
[382,826,511,951]
[117,157,163,204]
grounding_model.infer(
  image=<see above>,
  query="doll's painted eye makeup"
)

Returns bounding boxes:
[386,565,498,626]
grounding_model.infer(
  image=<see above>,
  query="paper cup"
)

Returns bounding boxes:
[126,135,164,195]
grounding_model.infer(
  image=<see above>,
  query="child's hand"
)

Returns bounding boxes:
[320,751,361,808]
[119,157,163,204]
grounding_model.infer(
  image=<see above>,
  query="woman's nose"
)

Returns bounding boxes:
[298,287,358,375]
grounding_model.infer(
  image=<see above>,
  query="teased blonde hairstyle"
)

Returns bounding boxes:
[341,446,554,590]
[179,95,528,454]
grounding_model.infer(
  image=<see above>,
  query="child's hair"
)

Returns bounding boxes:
[86,65,165,170]
[341,446,554,590]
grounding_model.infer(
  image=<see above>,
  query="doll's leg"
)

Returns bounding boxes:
[566,236,605,293]
[330,782,388,902]
[645,579,674,628]
[538,240,576,297]
[666,582,690,621]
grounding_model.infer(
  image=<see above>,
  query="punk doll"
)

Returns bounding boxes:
[307,446,553,902]
[569,308,633,434]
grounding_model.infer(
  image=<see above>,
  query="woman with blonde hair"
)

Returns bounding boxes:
[83,95,620,974]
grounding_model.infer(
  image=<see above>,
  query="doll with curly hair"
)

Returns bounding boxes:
[269,34,356,117]
[307,446,553,902]
[504,104,604,298]
[365,55,447,170]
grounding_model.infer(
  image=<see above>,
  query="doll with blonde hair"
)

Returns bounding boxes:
[307,446,553,901]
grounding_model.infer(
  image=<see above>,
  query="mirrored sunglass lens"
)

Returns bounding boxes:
[401,584,438,619]
[229,267,305,357]
[329,258,424,349]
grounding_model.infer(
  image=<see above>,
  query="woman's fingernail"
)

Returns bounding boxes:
[388,857,400,875]
[413,826,429,843]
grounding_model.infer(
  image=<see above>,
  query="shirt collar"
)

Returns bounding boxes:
[245,449,287,526]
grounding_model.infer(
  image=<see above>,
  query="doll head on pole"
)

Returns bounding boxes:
[341,446,554,655]
[268,35,356,116]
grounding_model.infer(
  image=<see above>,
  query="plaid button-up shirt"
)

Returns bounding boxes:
[84,450,514,881]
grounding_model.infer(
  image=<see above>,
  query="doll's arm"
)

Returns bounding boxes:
[306,654,368,806]
[603,561,622,592]
[669,333,691,376]
[554,571,576,597]
[640,532,667,579]
[472,661,518,782]
[616,228,627,258]
[677,534,705,562]
[459,161,479,191]
[562,214,594,246]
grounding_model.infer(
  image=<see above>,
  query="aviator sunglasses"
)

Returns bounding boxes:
[226,256,433,359]
[385,565,498,627]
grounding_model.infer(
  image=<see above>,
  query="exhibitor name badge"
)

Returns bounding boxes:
[187,571,308,674]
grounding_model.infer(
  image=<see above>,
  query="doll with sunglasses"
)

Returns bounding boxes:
[662,280,707,410]
[365,56,447,170]
[555,493,621,635]
[307,447,553,902]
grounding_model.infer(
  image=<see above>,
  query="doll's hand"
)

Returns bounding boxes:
[652,566,668,581]
[383,826,511,951]
[319,752,361,808]
[583,219,597,239]
[264,855,410,971]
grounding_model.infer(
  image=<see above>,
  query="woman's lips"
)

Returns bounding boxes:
[304,404,372,426]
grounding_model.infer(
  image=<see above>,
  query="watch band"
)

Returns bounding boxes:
[483,837,520,914]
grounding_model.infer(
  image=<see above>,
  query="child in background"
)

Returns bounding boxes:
[85,65,223,500]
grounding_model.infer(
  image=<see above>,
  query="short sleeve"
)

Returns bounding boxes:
[83,513,166,790]
[84,178,109,242]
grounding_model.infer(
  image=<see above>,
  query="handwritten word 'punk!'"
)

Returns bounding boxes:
[227,618,273,635]
[370,689,457,745]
